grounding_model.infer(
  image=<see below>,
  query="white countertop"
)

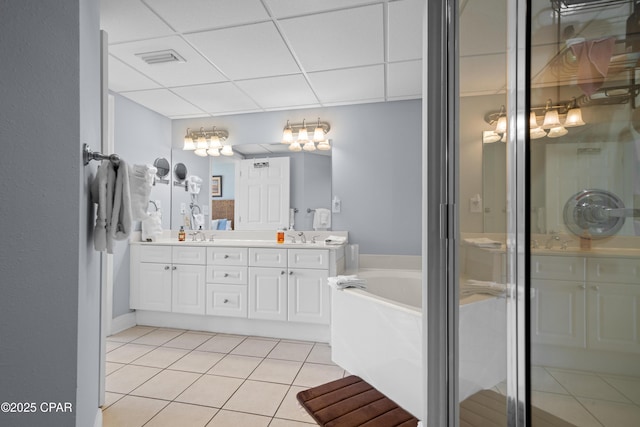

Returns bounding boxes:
[130,238,345,250]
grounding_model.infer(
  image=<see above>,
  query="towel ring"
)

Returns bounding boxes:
[148,200,158,212]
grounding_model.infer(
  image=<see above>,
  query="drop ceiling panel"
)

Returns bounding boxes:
[308,65,385,104]
[264,0,376,18]
[108,55,162,92]
[279,5,384,72]
[387,0,423,62]
[109,36,227,87]
[171,83,260,115]
[387,60,422,99]
[185,22,300,80]
[459,0,507,57]
[145,0,270,32]
[100,0,173,43]
[120,89,206,117]
[235,75,319,109]
[459,54,506,95]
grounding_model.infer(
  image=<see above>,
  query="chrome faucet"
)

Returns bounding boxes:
[208,233,215,242]
[297,232,306,243]
[545,231,560,249]
[311,235,320,244]
[191,227,206,242]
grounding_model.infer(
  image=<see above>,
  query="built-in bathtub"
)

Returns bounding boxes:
[330,268,506,418]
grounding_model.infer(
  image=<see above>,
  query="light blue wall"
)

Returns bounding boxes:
[0,1,101,426]
[212,160,236,200]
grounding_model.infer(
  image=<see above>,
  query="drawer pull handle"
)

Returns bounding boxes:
[224,254,229,259]
[172,266,177,270]
[164,266,170,270]
[224,273,229,277]
[223,299,229,304]
[289,271,294,275]
[281,270,286,275]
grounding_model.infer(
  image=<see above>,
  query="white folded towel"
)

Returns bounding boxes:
[327,275,367,290]
[313,208,331,231]
[141,212,163,242]
[463,237,502,248]
[325,235,347,245]
[129,164,156,221]
[460,280,506,297]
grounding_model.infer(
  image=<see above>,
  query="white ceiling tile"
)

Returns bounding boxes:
[108,55,162,92]
[279,5,384,72]
[120,89,207,117]
[388,0,423,62]
[264,0,376,18]
[387,60,422,98]
[109,36,226,87]
[100,0,174,43]
[235,75,319,109]
[144,0,270,33]
[459,0,506,57]
[186,22,300,80]
[459,54,506,95]
[308,65,385,104]
[172,83,260,114]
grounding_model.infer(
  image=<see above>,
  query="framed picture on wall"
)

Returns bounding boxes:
[211,175,222,197]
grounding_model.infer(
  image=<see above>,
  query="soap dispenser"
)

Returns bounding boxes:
[178,226,186,242]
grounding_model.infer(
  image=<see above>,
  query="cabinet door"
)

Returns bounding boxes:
[172,265,206,315]
[531,279,586,348]
[206,284,248,318]
[588,283,640,353]
[249,267,287,321]
[288,268,329,324]
[136,263,172,312]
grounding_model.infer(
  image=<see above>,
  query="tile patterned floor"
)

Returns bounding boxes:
[494,365,640,426]
[103,326,345,427]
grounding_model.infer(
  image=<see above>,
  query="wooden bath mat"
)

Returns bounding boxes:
[460,389,576,427]
[296,375,419,427]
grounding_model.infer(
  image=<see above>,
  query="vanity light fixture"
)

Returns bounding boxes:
[484,97,587,140]
[482,130,502,144]
[182,126,232,157]
[281,117,331,151]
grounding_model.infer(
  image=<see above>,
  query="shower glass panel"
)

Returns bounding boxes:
[529,1,640,425]
[457,0,509,424]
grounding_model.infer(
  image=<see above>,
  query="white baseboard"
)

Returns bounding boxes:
[109,312,137,336]
[92,407,102,427]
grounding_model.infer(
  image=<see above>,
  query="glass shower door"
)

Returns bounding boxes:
[528,1,640,425]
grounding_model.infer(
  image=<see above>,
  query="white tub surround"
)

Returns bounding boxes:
[330,261,506,418]
[129,231,347,342]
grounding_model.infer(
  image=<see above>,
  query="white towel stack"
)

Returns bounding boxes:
[463,237,502,248]
[327,275,367,290]
[141,211,162,242]
[324,235,347,245]
[460,280,506,297]
[128,164,156,221]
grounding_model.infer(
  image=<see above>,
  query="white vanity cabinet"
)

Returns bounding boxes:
[131,246,207,314]
[287,249,330,324]
[205,247,248,318]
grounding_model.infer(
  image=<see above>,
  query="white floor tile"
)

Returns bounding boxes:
[163,332,214,350]
[249,359,303,385]
[145,402,218,427]
[531,366,569,395]
[578,397,640,426]
[106,343,155,364]
[267,342,313,362]
[103,392,125,409]
[102,395,167,427]
[223,380,289,416]
[208,354,263,379]
[176,374,243,408]
[269,419,317,427]
[532,391,601,427]
[105,365,161,394]
[547,368,631,403]
[293,363,344,388]
[231,338,278,358]
[601,375,640,406]
[130,369,201,400]
[197,335,245,353]
[274,386,316,424]
[107,326,156,343]
[305,344,334,365]
[105,362,125,375]
[130,346,190,369]
[132,329,184,346]
[169,350,225,373]
[206,409,271,427]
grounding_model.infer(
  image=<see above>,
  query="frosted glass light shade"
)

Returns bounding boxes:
[483,130,501,143]
[542,110,561,129]
[495,115,507,134]
[303,141,316,151]
[220,145,234,156]
[207,148,220,156]
[313,126,324,142]
[196,135,208,149]
[194,148,208,157]
[547,126,568,138]
[530,127,547,139]
[183,137,196,150]
[317,140,331,150]
[289,141,302,152]
[282,124,293,144]
[297,127,309,142]
[209,134,222,149]
[564,107,585,127]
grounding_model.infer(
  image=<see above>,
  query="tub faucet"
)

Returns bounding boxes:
[545,232,560,249]
[298,232,306,243]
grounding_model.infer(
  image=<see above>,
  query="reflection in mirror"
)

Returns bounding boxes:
[154,157,170,184]
[482,138,506,233]
[174,162,187,182]
[210,143,331,231]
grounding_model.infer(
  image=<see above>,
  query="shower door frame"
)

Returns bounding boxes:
[424,0,531,426]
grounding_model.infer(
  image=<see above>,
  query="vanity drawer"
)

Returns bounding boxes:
[288,249,329,269]
[140,245,172,263]
[207,266,247,285]
[249,248,288,268]
[206,284,247,318]
[207,247,248,266]
[172,246,206,265]
[531,256,585,281]
[587,258,640,284]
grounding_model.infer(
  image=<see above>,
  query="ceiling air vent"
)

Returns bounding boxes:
[135,49,186,65]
